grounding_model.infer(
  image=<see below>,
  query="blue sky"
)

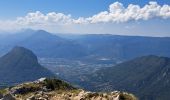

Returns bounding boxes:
[0,0,169,19]
[0,0,170,37]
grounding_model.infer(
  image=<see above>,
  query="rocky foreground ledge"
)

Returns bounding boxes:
[0,78,137,100]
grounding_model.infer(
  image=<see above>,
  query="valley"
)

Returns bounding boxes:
[39,58,115,87]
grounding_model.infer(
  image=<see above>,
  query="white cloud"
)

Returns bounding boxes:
[86,1,170,23]
[8,1,170,26]
[16,11,73,25]
[0,1,169,36]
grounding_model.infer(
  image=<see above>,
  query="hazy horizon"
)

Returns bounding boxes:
[0,29,170,38]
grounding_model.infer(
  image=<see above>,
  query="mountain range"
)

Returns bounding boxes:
[0,30,170,100]
[0,30,86,59]
[0,30,170,62]
[79,55,170,100]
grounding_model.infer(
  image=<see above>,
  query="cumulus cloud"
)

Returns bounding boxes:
[0,1,170,35]
[16,11,73,25]
[6,1,169,26]
[87,1,170,23]
[0,1,164,27]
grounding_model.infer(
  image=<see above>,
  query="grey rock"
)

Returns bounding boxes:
[2,93,15,100]
[0,93,3,99]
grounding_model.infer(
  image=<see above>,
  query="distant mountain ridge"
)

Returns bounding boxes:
[75,34,170,61]
[0,30,170,61]
[0,30,87,59]
[0,46,55,88]
[80,55,170,100]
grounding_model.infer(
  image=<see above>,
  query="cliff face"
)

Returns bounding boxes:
[0,78,137,100]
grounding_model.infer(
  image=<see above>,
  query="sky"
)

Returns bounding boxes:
[0,0,170,37]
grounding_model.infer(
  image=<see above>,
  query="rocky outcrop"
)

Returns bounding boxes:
[0,78,137,100]
[24,89,136,100]
[0,93,16,100]
[50,90,136,100]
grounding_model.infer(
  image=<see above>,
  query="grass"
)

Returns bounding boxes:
[0,88,8,94]
[119,92,138,100]
[44,78,75,90]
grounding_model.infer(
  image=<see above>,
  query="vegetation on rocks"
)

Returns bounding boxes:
[0,78,137,100]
